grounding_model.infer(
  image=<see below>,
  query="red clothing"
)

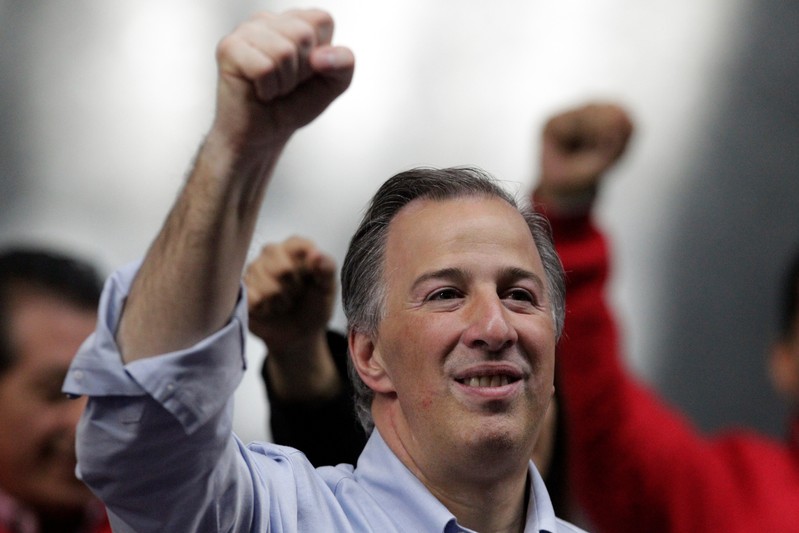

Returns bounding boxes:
[551,211,799,532]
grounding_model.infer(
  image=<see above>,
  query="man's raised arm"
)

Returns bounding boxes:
[118,10,354,362]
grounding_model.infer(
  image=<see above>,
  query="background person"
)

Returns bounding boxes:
[0,248,110,533]
[245,236,365,467]
[535,102,799,532]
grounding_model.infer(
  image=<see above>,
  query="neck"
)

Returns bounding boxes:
[374,406,531,533]
[430,471,530,533]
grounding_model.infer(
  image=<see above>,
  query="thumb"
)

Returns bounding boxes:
[311,46,355,83]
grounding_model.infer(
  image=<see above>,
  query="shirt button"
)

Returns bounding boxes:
[73,370,84,381]
[166,382,175,392]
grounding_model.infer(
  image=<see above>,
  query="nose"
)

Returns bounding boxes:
[462,291,517,352]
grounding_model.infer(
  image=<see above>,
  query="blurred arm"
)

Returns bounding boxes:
[246,236,341,402]
[245,237,367,465]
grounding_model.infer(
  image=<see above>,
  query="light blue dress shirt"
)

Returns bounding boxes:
[63,263,587,533]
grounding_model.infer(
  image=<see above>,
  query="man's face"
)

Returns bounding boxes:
[365,196,556,478]
[0,289,96,512]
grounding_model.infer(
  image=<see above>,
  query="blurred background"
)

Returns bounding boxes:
[1,0,798,445]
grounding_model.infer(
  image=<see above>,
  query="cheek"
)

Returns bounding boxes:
[419,395,435,410]
[0,411,35,467]
[380,331,445,413]
[381,314,450,372]
[400,388,442,436]
[525,323,557,366]
[0,387,32,428]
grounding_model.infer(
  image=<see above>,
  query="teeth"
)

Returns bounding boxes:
[463,376,510,388]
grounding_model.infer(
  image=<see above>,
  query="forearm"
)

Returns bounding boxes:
[265,331,367,466]
[118,131,284,362]
[115,8,354,363]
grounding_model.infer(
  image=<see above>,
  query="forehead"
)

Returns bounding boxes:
[5,289,96,372]
[385,195,541,275]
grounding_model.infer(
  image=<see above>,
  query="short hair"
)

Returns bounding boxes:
[341,167,565,433]
[779,245,799,341]
[0,247,103,376]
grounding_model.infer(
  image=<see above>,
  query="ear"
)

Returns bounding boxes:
[768,339,799,404]
[348,329,395,394]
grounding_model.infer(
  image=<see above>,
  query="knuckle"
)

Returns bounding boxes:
[215,34,238,62]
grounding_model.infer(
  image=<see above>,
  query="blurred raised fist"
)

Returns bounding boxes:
[536,102,633,207]
[245,236,336,355]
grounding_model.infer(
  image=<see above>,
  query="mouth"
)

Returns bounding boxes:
[453,362,525,392]
[455,375,520,388]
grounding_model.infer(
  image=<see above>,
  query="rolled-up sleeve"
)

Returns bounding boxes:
[63,262,254,532]
[64,261,248,431]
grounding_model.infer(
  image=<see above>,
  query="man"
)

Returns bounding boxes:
[0,248,110,533]
[63,9,584,532]
[535,103,799,532]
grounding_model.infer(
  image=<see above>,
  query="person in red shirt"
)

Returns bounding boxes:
[0,249,110,533]
[534,103,799,532]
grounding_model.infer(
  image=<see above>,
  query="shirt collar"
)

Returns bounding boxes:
[353,429,560,532]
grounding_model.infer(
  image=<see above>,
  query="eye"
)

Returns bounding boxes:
[427,287,462,301]
[503,288,537,305]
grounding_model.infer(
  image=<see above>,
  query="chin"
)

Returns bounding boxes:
[460,433,531,483]
[462,418,528,457]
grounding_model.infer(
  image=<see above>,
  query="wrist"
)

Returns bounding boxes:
[532,182,597,217]
[265,331,343,402]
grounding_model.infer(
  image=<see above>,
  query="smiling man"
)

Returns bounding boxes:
[342,169,568,532]
[63,9,582,532]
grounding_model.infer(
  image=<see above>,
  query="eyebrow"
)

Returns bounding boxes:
[501,266,546,293]
[410,266,545,292]
[410,268,467,292]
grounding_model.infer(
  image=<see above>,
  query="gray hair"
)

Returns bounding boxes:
[341,167,565,433]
